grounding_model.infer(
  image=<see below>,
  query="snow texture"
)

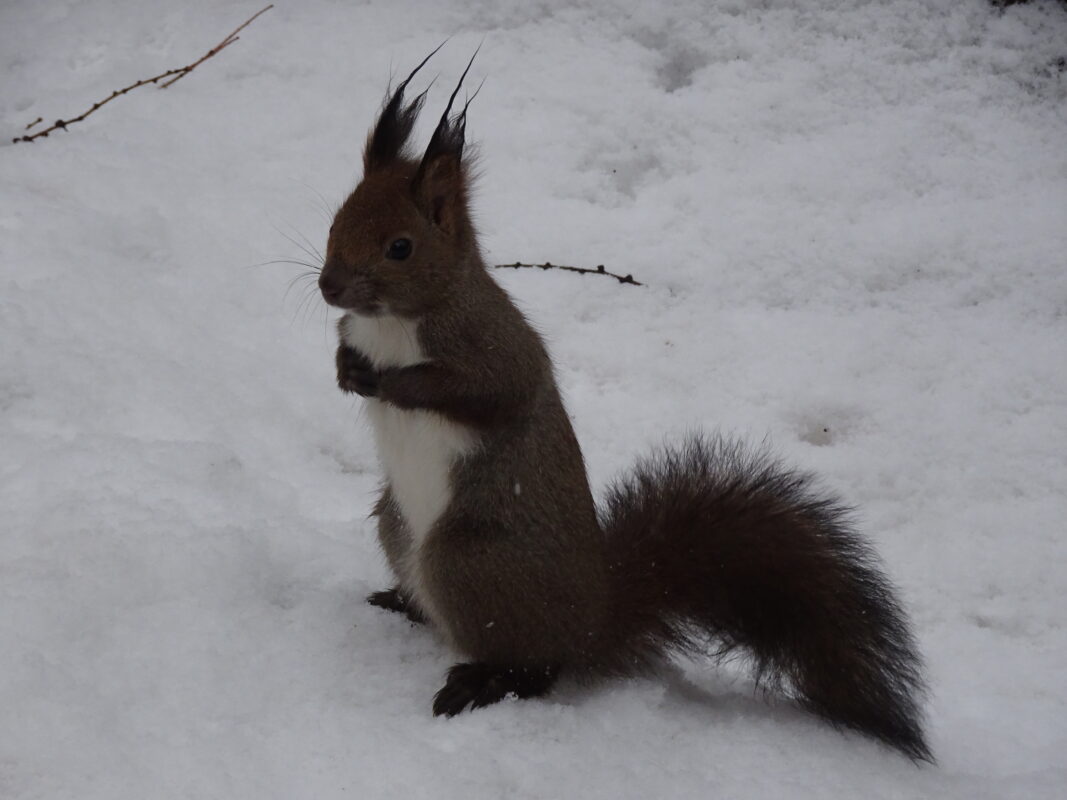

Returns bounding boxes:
[2,0,1065,797]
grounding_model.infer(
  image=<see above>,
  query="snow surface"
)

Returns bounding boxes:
[2,0,1066,797]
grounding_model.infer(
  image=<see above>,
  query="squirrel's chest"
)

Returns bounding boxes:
[341,313,477,544]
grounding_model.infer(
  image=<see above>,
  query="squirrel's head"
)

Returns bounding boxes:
[320,46,480,317]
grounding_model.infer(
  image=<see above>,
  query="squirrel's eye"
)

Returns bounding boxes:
[386,238,412,260]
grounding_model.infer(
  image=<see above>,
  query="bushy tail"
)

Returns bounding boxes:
[594,435,931,761]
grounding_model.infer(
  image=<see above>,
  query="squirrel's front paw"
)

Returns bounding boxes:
[336,345,380,397]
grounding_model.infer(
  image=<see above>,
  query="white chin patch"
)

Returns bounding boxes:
[340,311,421,369]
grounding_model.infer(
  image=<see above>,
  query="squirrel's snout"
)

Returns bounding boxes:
[319,272,344,305]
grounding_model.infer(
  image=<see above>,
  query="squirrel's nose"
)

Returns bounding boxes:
[319,273,343,304]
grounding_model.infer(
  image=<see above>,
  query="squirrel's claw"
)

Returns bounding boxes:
[367,587,426,624]
[432,662,559,717]
[336,345,380,397]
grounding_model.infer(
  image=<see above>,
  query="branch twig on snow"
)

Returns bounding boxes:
[12,4,273,144]
[493,262,643,286]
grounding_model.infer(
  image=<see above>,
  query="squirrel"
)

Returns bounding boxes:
[316,47,931,762]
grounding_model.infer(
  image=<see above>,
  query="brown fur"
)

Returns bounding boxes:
[317,51,931,761]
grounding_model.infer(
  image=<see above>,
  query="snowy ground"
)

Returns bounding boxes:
[2,0,1066,797]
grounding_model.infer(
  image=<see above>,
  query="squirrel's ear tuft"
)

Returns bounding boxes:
[412,47,482,234]
[363,42,445,173]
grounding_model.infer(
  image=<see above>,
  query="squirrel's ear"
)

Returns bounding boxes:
[412,47,481,234]
[414,152,465,233]
[362,42,444,173]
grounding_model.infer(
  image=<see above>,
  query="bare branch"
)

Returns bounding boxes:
[160,4,274,88]
[493,262,643,286]
[12,5,273,144]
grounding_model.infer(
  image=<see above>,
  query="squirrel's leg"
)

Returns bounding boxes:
[369,488,425,622]
[418,512,588,716]
[432,663,560,717]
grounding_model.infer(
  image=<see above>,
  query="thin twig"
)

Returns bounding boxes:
[12,4,273,144]
[493,261,643,286]
[24,117,43,130]
[160,4,274,88]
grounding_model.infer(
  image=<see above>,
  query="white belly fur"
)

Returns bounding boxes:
[340,313,477,547]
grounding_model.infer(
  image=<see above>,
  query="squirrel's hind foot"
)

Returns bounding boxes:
[367,587,426,624]
[432,662,560,717]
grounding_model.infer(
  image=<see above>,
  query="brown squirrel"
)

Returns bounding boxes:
[317,47,931,761]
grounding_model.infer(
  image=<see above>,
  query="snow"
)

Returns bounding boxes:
[2,0,1065,797]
